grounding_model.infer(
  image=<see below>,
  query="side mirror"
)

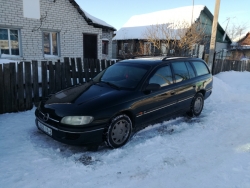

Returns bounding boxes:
[145,83,161,91]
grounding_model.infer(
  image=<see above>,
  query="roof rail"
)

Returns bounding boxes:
[161,56,172,60]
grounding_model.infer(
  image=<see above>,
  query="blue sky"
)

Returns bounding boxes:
[75,0,249,32]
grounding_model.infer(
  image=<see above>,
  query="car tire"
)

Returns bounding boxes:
[187,93,204,117]
[105,114,132,148]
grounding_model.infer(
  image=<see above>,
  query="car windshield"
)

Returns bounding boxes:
[93,63,149,89]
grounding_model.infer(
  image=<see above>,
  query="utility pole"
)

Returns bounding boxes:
[208,0,221,70]
[191,0,194,24]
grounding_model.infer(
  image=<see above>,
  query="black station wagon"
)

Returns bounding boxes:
[35,57,213,150]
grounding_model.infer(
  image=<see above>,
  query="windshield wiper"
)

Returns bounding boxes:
[101,81,120,90]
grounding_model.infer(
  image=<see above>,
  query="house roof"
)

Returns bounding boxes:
[238,32,250,45]
[113,5,231,43]
[113,5,205,40]
[69,0,116,31]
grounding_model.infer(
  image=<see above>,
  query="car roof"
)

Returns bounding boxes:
[118,57,204,66]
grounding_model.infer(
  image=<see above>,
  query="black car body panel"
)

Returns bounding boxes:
[35,57,213,147]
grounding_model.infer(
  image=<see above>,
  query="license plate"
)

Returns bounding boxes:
[38,121,52,136]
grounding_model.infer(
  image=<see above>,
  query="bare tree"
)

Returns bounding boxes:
[226,21,248,42]
[143,20,207,56]
[225,20,249,60]
[176,21,208,55]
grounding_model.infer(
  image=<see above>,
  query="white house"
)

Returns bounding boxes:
[0,0,116,62]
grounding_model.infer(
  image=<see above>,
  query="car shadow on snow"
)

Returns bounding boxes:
[129,115,204,147]
[30,116,203,166]
[30,128,112,165]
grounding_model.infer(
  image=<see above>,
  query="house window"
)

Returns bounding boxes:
[43,32,59,56]
[124,43,128,53]
[144,42,151,55]
[0,28,20,56]
[102,40,109,55]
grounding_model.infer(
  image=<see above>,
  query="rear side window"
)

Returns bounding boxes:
[192,61,209,76]
[149,65,173,87]
[185,62,195,78]
[171,62,189,83]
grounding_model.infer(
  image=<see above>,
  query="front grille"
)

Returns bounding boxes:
[37,109,60,127]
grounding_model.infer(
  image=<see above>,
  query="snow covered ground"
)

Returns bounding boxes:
[0,71,250,188]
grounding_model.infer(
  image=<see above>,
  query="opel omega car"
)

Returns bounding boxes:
[35,57,212,150]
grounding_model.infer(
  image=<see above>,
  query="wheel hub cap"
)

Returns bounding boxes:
[194,97,202,113]
[111,120,129,145]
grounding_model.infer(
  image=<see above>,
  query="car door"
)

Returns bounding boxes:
[170,61,197,113]
[134,64,177,127]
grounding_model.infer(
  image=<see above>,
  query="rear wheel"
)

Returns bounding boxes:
[187,93,204,117]
[105,114,132,148]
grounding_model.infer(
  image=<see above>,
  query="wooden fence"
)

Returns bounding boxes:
[212,59,250,75]
[0,57,115,114]
[1,57,249,114]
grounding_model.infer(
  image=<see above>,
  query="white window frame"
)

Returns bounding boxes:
[0,28,21,58]
[43,31,60,58]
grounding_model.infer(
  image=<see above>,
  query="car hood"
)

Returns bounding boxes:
[45,82,112,105]
[43,82,137,116]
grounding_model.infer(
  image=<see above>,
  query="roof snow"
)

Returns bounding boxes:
[113,5,205,40]
[82,9,116,30]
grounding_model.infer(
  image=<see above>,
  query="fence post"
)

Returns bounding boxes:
[48,61,55,94]
[84,58,90,82]
[17,62,25,111]
[10,63,17,112]
[55,61,62,92]
[41,61,48,99]
[71,58,77,85]
[96,59,101,75]
[89,59,95,79]
[25,62,33,110]
[107,60,111,67]
[61,62,66,89]
[64,57,72,87]
[101,59,106,71]
[32,61,39,106]
[3,64,11,112]
[76,58,83,84]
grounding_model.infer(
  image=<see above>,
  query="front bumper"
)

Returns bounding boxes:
[35,118,106,146]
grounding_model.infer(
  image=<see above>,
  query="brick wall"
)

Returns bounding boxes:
[0,0,113,63]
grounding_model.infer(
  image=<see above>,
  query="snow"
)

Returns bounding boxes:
[81,8,116,30]
[113,5,205,40]
[0,59,19,64]
[1,71,250,188]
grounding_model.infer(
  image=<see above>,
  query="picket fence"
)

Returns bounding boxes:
[212,59,250,75]
[1,57,249,114]
[0,57,115,114]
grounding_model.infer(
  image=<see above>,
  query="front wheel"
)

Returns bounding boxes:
[105,114,132,148]
[187,93,204,117]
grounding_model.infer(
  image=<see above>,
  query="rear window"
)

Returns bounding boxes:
[192,61,209,76]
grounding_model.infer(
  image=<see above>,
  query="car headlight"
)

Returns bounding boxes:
[61,116,94,125]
